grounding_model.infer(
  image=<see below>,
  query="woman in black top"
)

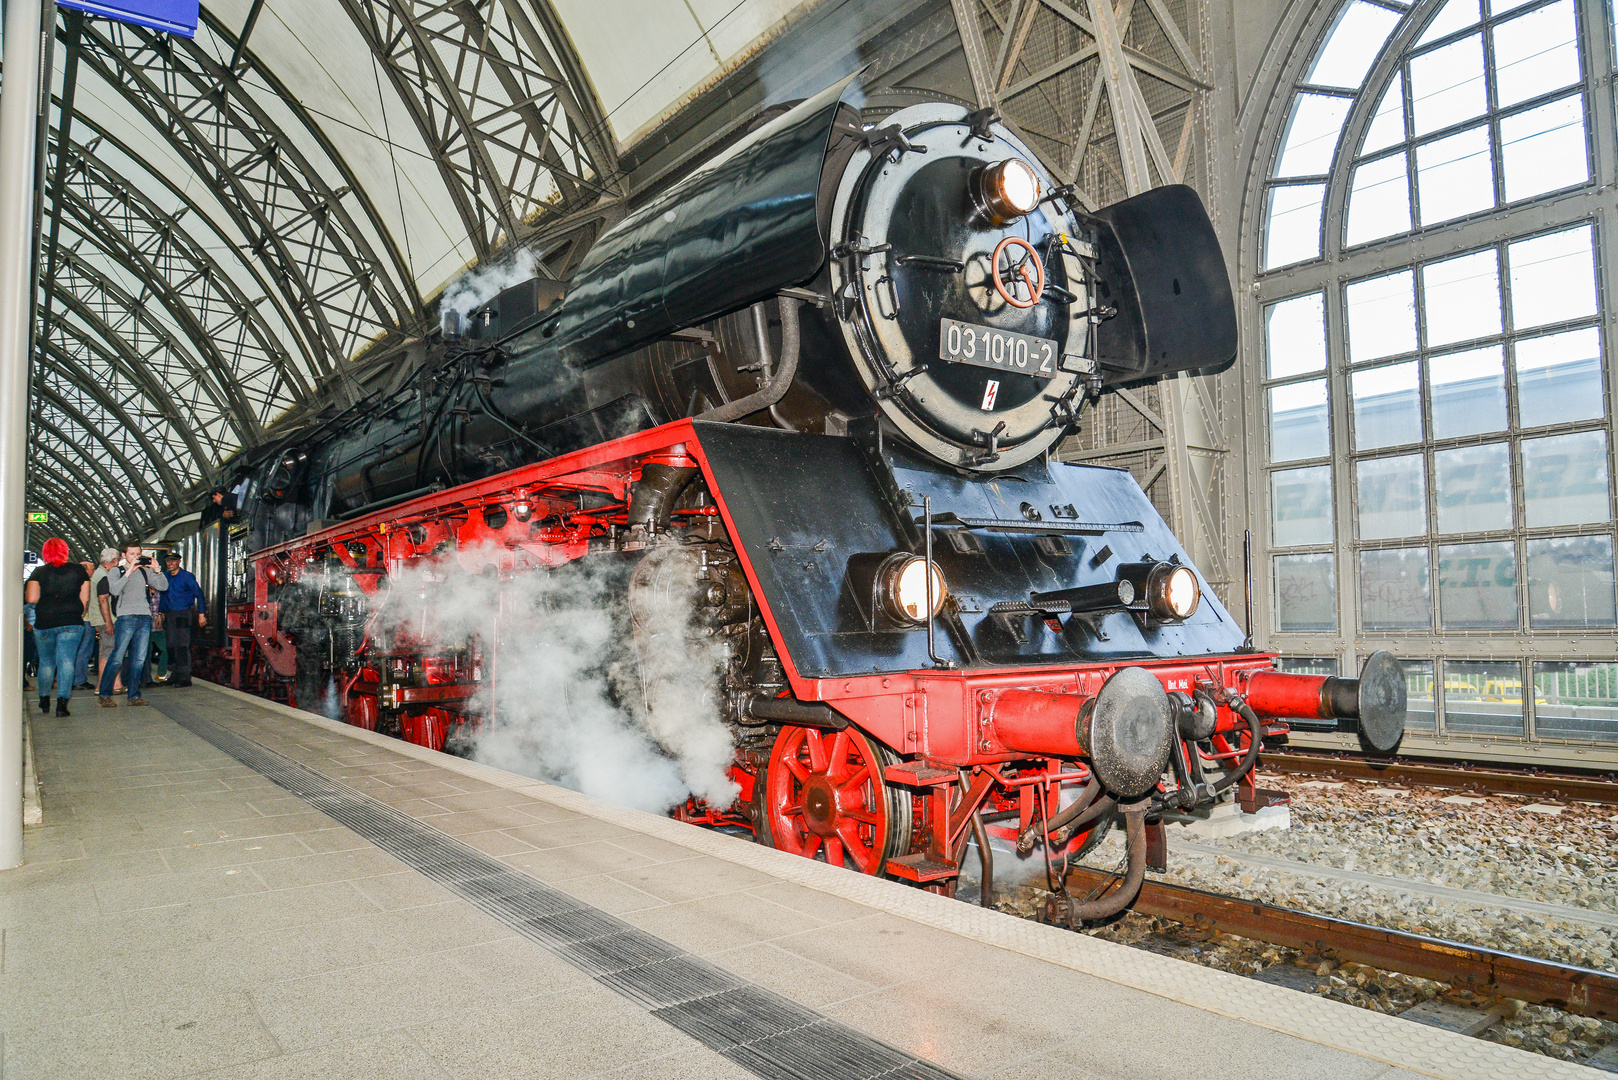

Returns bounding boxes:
[26,538,89,716]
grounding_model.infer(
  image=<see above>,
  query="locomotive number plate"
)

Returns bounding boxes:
[938,318,1057,378]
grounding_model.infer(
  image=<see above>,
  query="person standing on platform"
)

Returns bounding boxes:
[74,560,97,690]
[98,541,167,708]
[25,538,89,716]
[144,577,168,687]
[159,550,204,687]
[90,548,118,689]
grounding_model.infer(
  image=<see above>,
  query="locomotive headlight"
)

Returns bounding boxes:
[879,553,948,624]
[974,157,1042,223]
[1149,564,1200,621]
[1116,561,1201,623]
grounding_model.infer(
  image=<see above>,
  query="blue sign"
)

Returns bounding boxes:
[56,0,198,37]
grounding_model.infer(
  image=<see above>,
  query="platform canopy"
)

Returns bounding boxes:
[9,0,1210,555]
[15,0,822,552]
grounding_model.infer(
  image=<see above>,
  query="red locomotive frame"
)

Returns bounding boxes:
[206,418,1352,893]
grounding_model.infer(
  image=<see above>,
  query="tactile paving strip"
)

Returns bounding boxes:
[167,707,962,1080]
[192,682,1612,1080]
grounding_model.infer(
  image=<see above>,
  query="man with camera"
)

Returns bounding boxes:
[97,541,168,708]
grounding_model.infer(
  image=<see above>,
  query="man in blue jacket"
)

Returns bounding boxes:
[159,551,207,688]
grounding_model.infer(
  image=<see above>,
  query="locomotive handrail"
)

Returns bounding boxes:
[921,513,1144,536]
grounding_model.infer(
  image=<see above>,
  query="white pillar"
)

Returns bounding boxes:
[0,0,44,870]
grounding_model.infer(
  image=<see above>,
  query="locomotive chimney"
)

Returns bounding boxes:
[441,309,462,340]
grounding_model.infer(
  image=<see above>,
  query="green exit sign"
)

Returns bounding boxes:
[26,512,48,523]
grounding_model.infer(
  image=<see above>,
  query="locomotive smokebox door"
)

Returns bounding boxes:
[827,103,1088,471]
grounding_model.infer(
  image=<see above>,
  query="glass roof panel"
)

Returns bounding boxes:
[1416,0,1481,45]
[1276,93,1356,177]
[1492,0,1581,108]
[1307,1,1406,88]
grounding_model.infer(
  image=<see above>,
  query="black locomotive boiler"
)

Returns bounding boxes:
[189,78,1406,914]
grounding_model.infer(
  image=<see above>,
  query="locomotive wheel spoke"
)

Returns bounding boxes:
[762,725,909,879]
[835,821,873,872]
[825,731,852,781]
[804,729,829,773]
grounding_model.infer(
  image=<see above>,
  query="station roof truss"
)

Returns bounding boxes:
[20,0,632,550]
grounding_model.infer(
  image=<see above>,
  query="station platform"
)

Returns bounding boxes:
[2,682,1600,1080]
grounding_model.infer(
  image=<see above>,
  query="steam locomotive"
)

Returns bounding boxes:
[175,78,1406,917]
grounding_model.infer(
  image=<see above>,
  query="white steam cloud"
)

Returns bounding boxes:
[439,247,539,325]
[756,12,867,110]
[367,544,738,814]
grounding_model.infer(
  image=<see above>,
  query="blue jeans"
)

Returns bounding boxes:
[35,625,84,700]
[75,623,95,687]
[98,615,152,702]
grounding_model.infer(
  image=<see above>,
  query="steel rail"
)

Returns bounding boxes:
[1260,752,1618,806]
[1065,867,1618,1020]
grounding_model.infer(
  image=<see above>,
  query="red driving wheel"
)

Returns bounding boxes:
[991,236,1045,309]
[760,725,910,874]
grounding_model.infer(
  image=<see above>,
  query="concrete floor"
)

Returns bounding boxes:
[0,684,1599,1080]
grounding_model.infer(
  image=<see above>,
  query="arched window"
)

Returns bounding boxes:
[1248,0,1617,749]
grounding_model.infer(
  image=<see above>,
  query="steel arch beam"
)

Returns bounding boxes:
[51,174,307,427]
[33,389,168,522]
[32,412,147,527]
[46,246,246,459]
[34,349,185,508]
[20,481,98,551]
[44,277,221,468]
[51,143,296,432]
[39,319,199,494]
[64,111,324,397]
[74,17,421,374]
[21,486,98,557]
[340,0,620,259]
[26,468,122,548]
[28,447,133,540]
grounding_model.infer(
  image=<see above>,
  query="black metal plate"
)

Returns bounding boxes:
[937,318,1059,379]
[695,422,1244,679]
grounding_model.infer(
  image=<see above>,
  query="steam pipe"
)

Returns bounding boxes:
[1064,805,1148,925]
[970,811,994,909]
[1210,697,1262,795]
[744,694,849,729]
[698,297,801,423]
[337,483,445,521]
[627,464,698,532]
[1017,779,1098,852]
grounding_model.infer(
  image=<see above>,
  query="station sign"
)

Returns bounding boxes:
[56,0,198,38]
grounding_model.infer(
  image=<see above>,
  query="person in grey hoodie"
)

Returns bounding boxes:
[97,540,167,707]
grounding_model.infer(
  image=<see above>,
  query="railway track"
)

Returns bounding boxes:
[1064,867,1618,1020]
[1260,751,1618,805]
